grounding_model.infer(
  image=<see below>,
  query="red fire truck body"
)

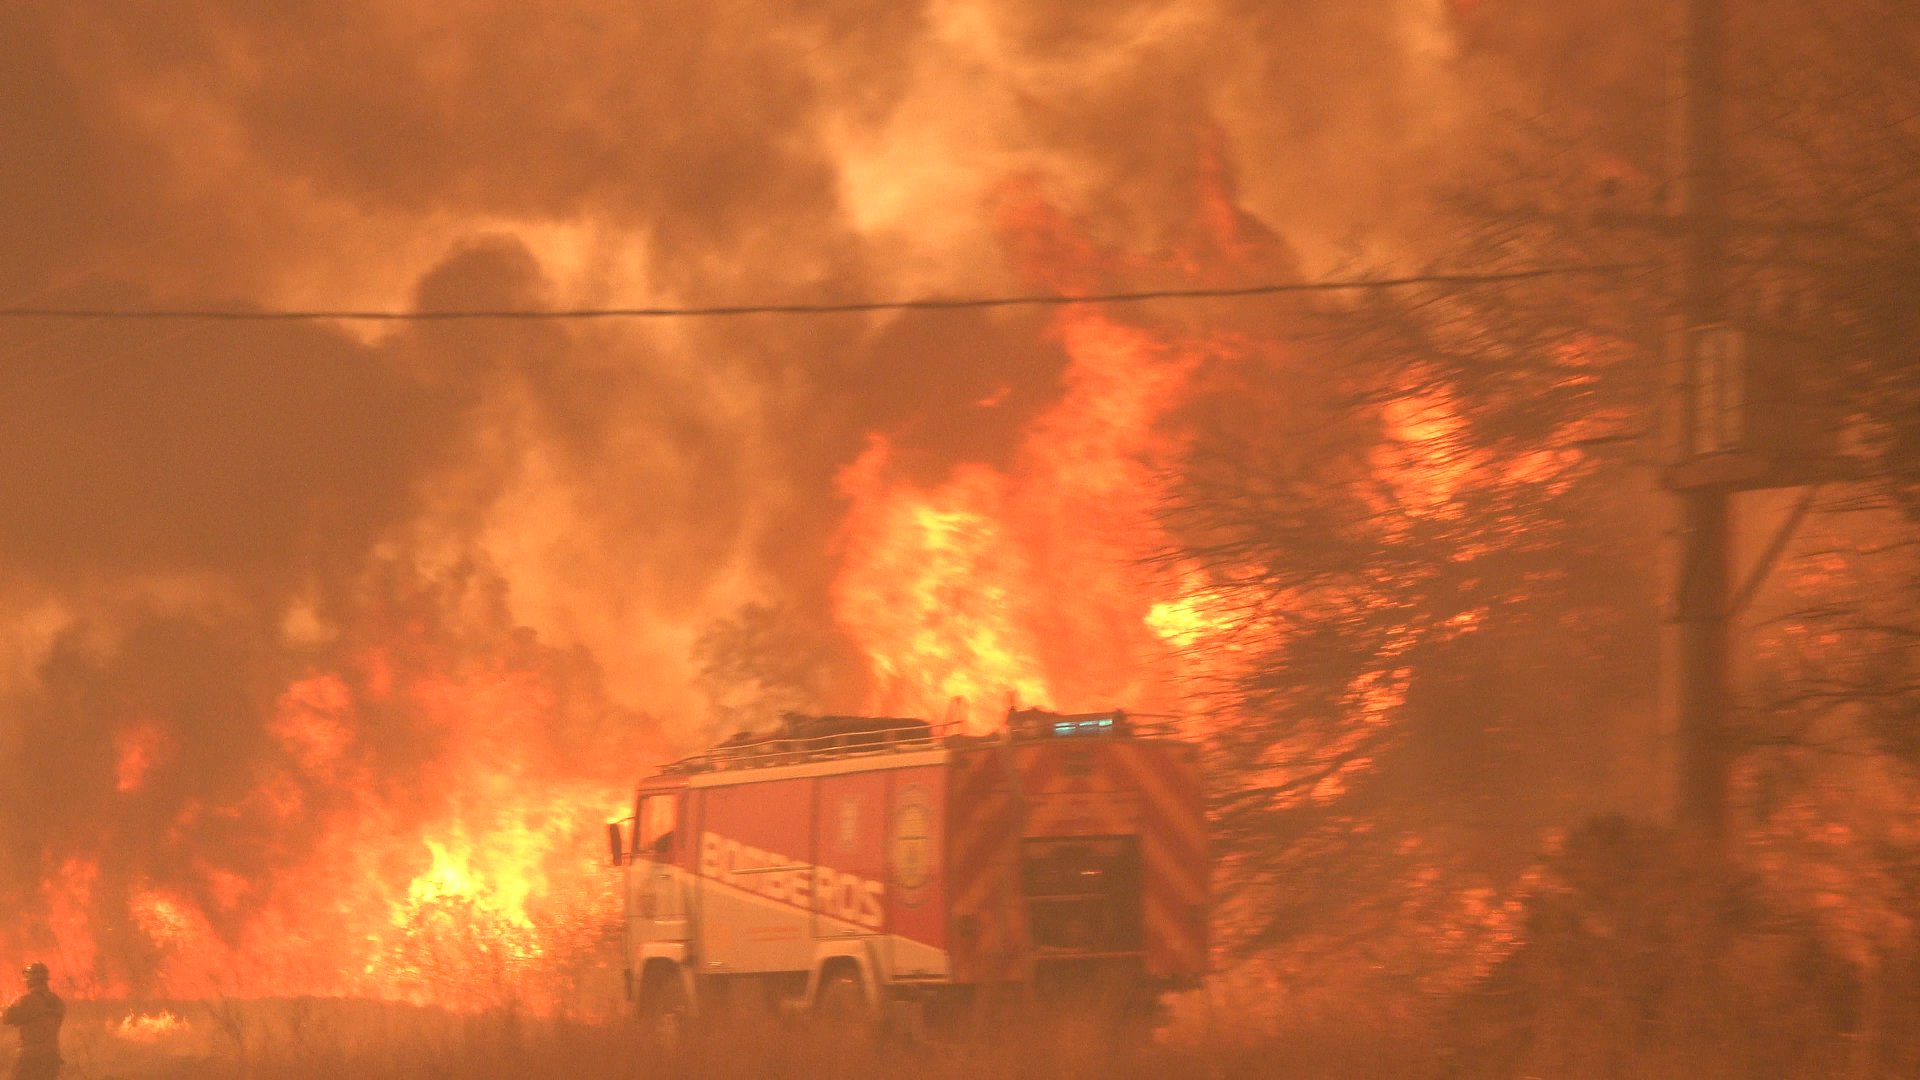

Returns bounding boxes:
[613,710,1206,1034]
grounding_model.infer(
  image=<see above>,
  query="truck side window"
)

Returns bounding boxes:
[637,794,679,860]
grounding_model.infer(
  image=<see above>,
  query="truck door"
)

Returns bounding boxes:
[632,791,688,943]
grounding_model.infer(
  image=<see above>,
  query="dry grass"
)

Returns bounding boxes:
[45,998,1436,1080]
[34,983,1880,1080]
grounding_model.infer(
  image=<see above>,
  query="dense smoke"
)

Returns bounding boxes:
[0,0,1667,999]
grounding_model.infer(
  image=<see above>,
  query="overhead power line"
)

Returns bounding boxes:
[0,263,1646,323]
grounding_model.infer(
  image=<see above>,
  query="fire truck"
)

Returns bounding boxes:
[608,708,1207,1041]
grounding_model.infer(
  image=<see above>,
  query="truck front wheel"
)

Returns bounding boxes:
[639,965,689,1050]
[813,966,880,1042]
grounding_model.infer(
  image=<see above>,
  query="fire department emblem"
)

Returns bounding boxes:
[890,784,934,906]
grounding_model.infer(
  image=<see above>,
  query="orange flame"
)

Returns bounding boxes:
[115,1010,187,1042]
[10,638,640,1013]
[831,309,1209,729]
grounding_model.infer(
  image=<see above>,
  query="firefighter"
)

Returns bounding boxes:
[2,963,63,1080]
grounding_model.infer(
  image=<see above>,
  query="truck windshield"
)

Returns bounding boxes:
[636,794,678,859]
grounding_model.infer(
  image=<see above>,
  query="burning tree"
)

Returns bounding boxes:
[1156,233,1664,1012]
[1157,0,1920,1061]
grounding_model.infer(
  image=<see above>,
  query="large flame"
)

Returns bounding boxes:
[826,159,1281,730]
[831,307,1210,729]
[3,600,647,1014]
[0,101,1615,1023]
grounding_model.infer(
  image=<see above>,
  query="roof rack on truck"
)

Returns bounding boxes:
[659,707,1188,776]
[661,712,939,775]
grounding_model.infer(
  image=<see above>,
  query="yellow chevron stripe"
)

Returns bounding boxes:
[1111,743,1208,858]
[1140,829,1208,908]
[1143,889,1205,971]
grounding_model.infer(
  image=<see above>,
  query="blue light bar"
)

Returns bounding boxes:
[1051,716,1116,737]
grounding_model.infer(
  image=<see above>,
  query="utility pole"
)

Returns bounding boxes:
[1669,0,1731,845]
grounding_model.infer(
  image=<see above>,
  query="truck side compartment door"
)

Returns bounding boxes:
[698,779,817,972]
[812,771,889,939]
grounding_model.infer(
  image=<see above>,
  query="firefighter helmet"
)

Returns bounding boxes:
[21,962,48,985]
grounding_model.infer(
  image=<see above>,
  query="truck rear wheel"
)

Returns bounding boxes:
[817,969,863,1014]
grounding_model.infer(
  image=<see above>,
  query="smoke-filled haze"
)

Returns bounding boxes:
[0,0,1660,1002]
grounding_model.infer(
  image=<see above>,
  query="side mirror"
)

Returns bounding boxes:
[607,821,625,867]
